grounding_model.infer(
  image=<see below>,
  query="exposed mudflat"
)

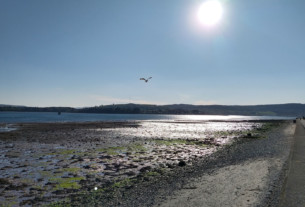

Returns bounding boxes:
[0,120,294,206]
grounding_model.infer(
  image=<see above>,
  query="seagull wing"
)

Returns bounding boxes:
[140,78,146,81]
[148,77,152,79]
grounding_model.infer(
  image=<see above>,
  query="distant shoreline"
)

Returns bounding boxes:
[0,103,305,117]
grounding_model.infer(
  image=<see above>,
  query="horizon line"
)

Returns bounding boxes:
[1,102,304,108]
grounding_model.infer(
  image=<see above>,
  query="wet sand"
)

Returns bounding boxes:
[0,120,293,206]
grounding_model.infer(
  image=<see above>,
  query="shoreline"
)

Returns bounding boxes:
[0,120,294,206]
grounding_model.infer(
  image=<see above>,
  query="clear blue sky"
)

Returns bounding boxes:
[1,0,305,107]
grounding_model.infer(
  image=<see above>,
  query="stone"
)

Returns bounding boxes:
[5,143,14,148]
[83,165,91,169]
[166,163,175,169]
[178,160,186,167]
[139,166,152,172]
[125,171,136,176]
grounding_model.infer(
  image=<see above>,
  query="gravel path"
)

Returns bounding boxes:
[155,122,295,207]
[279,120,305,207]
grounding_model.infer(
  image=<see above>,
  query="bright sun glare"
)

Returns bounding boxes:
[197,0,224,27]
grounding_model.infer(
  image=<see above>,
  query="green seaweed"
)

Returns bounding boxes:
[49,177,84,190]
[46,200,72,207]
[60,167,80,173]
[154,139,207,147]
[40,171,54,177]
[214,130,237,137]
[242,122,279,139]
[127,144,147,153]
[111,178,136,188]
[96,143,148,157]
[144,171,159,177]
[48,149,76,155]
[0,200,18,207]
[98,146,126,155]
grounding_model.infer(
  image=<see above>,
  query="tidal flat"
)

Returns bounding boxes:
[0,120,292,206]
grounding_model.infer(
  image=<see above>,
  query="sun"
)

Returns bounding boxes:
[197,0,224,27]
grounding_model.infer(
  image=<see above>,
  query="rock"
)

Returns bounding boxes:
[159,163,166,168]
[125,171,136,176]
[129,163,139,168]
[5,183,28,190]
[5,143,14,148]
[95,177,102,182]
[166,163,175,169]
[139,166,152,173]
[0,178,10,185]
[144,177,151,181]
[178,160,186,167]
[100,155,112,159]
[19,199,34,206]
[104,171,117,176]
[86,174,95,179]
[83,165,91,169]
[71,155,77,159]
[125,184,134,189]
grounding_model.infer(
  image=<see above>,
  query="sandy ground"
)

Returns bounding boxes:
[156,124,295,207]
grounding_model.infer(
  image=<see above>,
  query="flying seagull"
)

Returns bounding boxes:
[140,77,152,83]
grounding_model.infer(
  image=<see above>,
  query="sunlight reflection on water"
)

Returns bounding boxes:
[98,121,261,140]
[0,125,17,132]
[0,112,294,123]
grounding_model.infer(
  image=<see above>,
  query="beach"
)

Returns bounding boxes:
[0,120,294,206]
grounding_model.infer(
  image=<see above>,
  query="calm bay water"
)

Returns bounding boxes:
[0,111,295,124]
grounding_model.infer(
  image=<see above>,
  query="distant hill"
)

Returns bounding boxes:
[0,105,76,113]
[0,103,304,117]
